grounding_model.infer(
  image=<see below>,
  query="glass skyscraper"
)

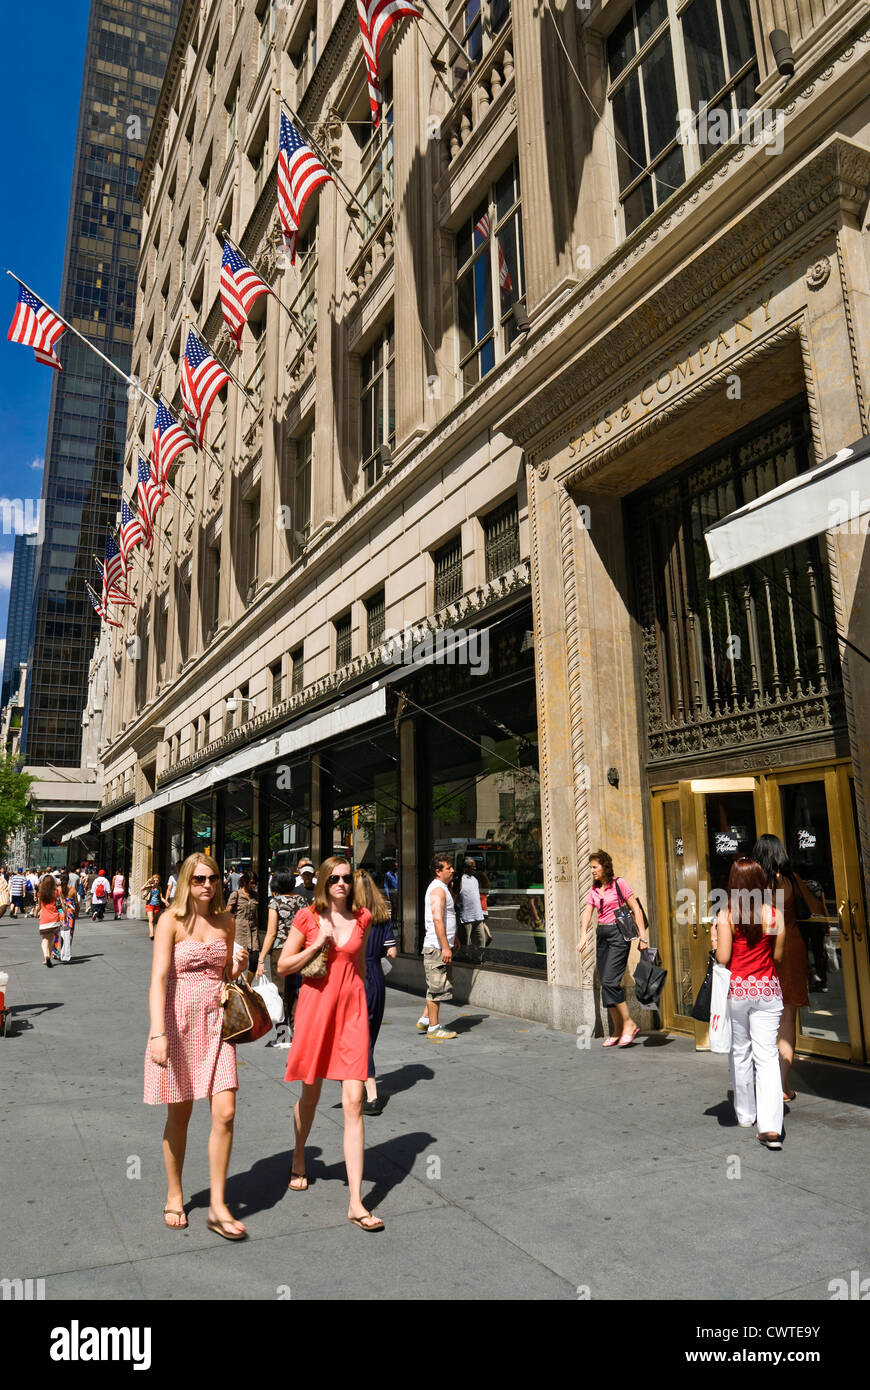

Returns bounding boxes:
[2,535,38,709]
[22,0,180,766]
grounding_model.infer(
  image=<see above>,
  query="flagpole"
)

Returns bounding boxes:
[276,95,375,232]
[6,269,159,409]
[415,0,471,62]
[183,313,259,407]
[220,231,307,336]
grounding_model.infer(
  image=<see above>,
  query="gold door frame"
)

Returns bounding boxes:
[653,758,869,1062]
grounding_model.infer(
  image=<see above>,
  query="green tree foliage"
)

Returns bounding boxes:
[0,757,38,859]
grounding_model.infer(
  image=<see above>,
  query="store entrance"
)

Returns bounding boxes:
[651,760,870,1063]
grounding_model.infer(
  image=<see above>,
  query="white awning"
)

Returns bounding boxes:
[61,821,93,844]
[100,685,387,832]
[704,435,870,579]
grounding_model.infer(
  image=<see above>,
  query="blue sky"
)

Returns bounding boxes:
[0,3,90,663]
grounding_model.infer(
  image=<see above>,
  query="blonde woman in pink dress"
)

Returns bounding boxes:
[144,853,249,1239]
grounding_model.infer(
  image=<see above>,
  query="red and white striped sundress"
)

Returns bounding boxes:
[143,937,238,1105]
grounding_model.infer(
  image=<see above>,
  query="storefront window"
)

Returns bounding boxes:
[262,758,312,879]
[323,728,400,877]
[423,674,542,969]
[223,779,254,875]
[188,792,213,859]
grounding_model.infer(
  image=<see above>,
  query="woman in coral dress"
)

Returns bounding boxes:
[278,856,382,1231]
[144,853,249,1240]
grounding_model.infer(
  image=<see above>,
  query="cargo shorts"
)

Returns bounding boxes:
[423,947,453,1002]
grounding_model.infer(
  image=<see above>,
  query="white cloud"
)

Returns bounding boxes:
[0,552,13,589]
[30,457,44,471]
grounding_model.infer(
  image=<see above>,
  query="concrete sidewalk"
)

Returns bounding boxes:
[2,912,869,1301]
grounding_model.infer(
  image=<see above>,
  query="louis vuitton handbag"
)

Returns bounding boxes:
[221,971,273,1044]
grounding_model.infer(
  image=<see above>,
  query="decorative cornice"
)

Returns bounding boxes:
[299,0,359,126]
[138,0,199,204]
[107,562,530,777]
[505,137,870,454]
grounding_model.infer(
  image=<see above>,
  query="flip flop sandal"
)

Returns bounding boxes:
[162,1207,188,1230]
[288,1170,308,1191]
[618,1026,640,1048]
[602,1036,620,1047]
[348,1213,385,1232]
[206,1215,247,1240]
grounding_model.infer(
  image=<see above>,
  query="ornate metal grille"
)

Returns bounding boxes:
[484,497,520,580]
[626,400,844,765]
[335,614,352,668]
[366,591,385,647]
[291,647,304,694]
[434,535,463,608]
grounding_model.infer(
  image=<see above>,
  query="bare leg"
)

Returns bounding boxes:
[779,1005,797,1096]
[162,1099,193,1227]
[608,1002,633,1036]
[39,931,52,963]
[207,1089,244,1233]
[426,1000,439,1027]
[343,1079,380,1226]
[290,1080,322,1188]
[364,1076,378,1102]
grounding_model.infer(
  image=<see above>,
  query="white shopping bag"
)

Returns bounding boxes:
[59,928,73,963]
[251,973,284,1026]
[708,962,732,1053]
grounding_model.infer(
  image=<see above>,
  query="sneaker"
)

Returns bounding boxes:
[426,1026,457,1042]
[757,1133,783,1150]
[415,1018,429,1033]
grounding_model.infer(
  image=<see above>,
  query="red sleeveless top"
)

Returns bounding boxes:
[728,915,782,1000]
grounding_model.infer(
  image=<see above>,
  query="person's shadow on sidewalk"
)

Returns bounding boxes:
[448,1013,489,1034]
[704,1098,739,1127]
[372,1062,434,1096]
[192,1130,437,1217]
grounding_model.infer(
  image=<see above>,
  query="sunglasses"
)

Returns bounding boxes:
[326,874,353,886]
[191,873,219,886]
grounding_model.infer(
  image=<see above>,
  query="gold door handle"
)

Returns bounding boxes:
[838,900,850,941]
[851,902,864,942]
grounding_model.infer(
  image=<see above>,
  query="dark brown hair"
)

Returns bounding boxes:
[38,875,58,906]
[589,849,614,885]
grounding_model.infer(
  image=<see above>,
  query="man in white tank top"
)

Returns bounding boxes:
[417,856,458,1042]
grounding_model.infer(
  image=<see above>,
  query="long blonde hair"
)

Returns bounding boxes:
[313,857,354,914]
[172,853,226,925]
[353,869,391,924]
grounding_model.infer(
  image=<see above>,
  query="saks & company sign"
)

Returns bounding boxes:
[563,297,773,461]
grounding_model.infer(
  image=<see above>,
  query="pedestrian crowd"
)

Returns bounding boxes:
[4,828,823,1239]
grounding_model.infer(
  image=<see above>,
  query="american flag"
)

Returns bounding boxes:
[104,534,126,588]
[7,283,66,370]
[151,399,195,483]
[357,0,421,126]
[220,243,271,351]
[87,583,123,628]
[474,213,513,293]
[96,557,135,607]
[136,455,161,546]
[119,498,148,567]
[277,112,332,263]
[180,329,231,446]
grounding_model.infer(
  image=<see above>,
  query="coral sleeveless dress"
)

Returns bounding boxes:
[143,937,238,1104]
[284,908,371,1085]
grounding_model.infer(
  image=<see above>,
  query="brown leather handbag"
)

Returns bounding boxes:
[300,912,330,979]
[221,972,273,1044]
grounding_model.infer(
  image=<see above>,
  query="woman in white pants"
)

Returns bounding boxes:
[715,857,786,1150]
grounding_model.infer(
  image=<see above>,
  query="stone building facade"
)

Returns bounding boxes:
[97,0,870,1054]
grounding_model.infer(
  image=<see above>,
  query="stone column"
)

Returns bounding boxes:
[392,27,432,442]
[310,178,342,532]
[259,288,282,586]
[511,0,588,310]
[806,222,870,902]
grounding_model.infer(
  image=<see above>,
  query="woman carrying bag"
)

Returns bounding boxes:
[277,856,382,1231]
[715,857,786,1150]
[144,853,249,1239]
[577,849,647,1046]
